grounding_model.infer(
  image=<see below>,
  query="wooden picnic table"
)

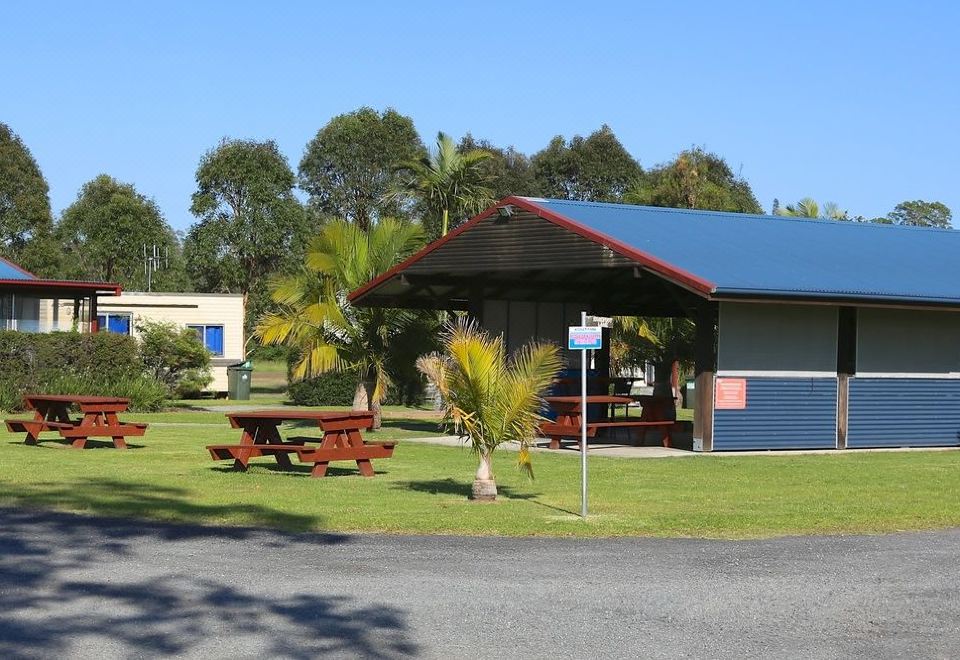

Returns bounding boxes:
[4,394,148,449]
[540,395,676,450]
[206,409,395,478]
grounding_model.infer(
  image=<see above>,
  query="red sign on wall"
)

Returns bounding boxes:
[715,378,747,410]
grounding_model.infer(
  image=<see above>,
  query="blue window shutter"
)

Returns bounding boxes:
[108,315,130,334]
[205,325,224,356]
[97,314,106,329]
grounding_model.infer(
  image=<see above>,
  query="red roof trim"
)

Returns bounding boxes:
[0,279,122,295]
[349,197,717,304]
[0,254,37,278]
[511,197,716,295]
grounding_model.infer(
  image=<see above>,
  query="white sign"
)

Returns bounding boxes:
[586,315,613,328]
[568,325,603,350]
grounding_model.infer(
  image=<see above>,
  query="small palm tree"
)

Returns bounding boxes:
[392,132,494,238]
[255,218,432,429]
[417,319,562,500]
[777,198,849,221]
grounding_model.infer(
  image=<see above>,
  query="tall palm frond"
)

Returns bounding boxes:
[417,318,562,478]
[390,132,494,237]
[253,217,434,427]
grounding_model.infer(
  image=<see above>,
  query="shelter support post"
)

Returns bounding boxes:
[693,303,718,452]
[836,307,857,449]
[89,294,98,333]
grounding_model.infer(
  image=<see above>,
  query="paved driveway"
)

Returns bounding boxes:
[1,507,956,659]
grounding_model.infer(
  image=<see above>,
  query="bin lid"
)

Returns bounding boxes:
[228,360,253,370]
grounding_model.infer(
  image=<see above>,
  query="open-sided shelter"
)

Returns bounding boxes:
[351,196,960,452]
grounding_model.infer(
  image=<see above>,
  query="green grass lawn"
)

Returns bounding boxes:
[1,408,959,539]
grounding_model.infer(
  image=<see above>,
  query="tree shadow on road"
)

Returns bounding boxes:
[0,507,418,659]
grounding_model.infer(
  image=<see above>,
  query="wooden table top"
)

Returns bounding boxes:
[226,409,374,422]
[24,394,130,405]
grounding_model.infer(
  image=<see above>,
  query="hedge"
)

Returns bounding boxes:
[0,331,165,411]
[288,370,425,407]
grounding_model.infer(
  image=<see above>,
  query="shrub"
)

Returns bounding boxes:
[136,319,212,395]
[39,373,169,412]
[0,331,169,412]
[288,371,358,406]
[287,370,425,407]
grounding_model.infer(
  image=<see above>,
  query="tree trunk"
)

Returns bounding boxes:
[471,450,497,501]
[352,381,368,410]
[442,208,450,237]
[362,377,382,431]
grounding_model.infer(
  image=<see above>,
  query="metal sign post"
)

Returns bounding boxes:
[568,314,603,520]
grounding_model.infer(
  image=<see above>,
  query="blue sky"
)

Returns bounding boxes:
[3,1,958,231]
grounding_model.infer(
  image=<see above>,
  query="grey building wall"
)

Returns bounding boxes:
[718,302,838,374]
[856,308,960,375]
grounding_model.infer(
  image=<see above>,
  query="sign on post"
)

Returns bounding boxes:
[569,317,603,520]
[568,326,603,351]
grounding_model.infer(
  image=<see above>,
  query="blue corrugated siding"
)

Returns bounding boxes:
[847,378,960,448]
[713,377,837,450]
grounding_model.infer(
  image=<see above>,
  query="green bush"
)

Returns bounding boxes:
[288,371,358,406]
[136,319,212,396]
[287,370,425,407]
[0,331,169,412]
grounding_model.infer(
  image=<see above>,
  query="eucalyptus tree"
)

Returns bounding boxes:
[0,122,57,275]
[299,107,425,229]
[184,138,308,336]
[57,175,183,289]
[625,147,762,213]
[532,125,641,202]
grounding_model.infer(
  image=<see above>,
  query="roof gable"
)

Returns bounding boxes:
[0,256,36,280]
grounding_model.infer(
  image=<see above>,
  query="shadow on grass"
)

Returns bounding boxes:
[2,478,324,532]
[13,440,148,450]
[397,478,578,516]
[0,506,417,658]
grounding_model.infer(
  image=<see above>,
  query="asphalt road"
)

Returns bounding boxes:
[1,508,957,659]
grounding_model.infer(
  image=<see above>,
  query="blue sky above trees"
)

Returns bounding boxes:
[2,1,958,230]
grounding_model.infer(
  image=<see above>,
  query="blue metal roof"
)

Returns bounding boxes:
[527,198,960,304]
[0,256,35,280]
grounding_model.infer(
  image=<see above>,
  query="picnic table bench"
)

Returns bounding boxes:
[541,395,676,449]
[4,394,148,449]
[206,410,395,478]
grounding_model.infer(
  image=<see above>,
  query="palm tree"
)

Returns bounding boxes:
[776,198,849,221]
[255,218,432,429]
[612,316,696,410]
[417,318,562,500]
[393,132,494,238]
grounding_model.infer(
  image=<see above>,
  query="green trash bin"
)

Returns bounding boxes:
[227,360,253,400]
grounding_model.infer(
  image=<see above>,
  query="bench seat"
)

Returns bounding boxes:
[59,424,148,438]
[5,419,76,434]
[540,420,677,449]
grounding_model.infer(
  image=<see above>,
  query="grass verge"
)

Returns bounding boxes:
[1,409,958,538]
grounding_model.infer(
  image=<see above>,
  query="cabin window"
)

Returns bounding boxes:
[187,324,224,356]
[96,313,132,335]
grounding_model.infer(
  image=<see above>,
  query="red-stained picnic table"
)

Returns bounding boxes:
[206,410,395,478]
[539,395,676,449]
[4,394,148,449]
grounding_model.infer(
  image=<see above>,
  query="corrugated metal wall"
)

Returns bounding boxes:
[713,377,838,450]
[847,378,960,447]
